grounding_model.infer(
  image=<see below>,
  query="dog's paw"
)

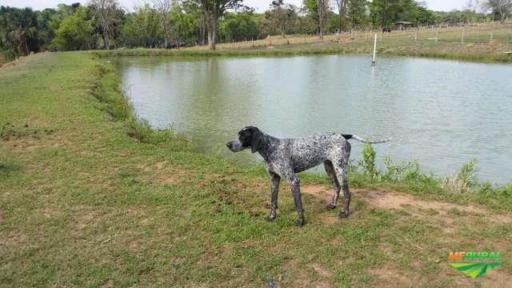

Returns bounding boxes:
[326,203,337,210]
[266,215,276,222]
[295,218,305,227]
[338,209,349,218]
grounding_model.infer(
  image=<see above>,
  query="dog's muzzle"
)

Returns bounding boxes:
[226,140,244,152]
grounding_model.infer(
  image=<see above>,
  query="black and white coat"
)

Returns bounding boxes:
[227,126,387,226]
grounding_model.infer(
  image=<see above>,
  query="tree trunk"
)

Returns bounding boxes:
[338,0,346,32]
[103,27,110,50]
[207,16,217,50]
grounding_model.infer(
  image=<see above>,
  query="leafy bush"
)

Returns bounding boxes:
[443,159,478,193]
[359,143,378,181]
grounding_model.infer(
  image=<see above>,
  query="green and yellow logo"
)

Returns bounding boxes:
[448,251,501,279]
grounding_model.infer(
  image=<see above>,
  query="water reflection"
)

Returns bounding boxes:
[119,55,512,184]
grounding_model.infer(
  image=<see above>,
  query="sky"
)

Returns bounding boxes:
[1,0,473,12]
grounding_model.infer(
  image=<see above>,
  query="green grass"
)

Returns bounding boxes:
[94,40,512,64]
[1,52,511,287]
[94,24,512,63]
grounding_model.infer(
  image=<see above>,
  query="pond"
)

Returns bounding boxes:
[119,55,512,184]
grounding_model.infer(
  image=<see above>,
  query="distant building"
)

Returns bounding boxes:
[395,21,414,30]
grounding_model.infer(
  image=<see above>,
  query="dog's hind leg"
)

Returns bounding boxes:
[324,160,341,209]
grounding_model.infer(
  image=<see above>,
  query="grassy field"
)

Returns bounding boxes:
[97,22,512,63]
[1,51,512,287]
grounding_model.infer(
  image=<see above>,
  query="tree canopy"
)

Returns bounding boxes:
[0,0,498,58]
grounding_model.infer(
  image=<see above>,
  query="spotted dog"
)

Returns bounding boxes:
[226,126,388,226]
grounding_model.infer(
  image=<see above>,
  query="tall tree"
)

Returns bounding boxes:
[121,4,162,47]
[186,0,243,50]
[220,10,259,41]
[51,6,94,50]
[303,0,329,37]
[370,0,418,29]
[0,7,41,58]
[485,0,512,22]
[335,0,347,31]
[89,0,122,49]
[170,2,201,45]
[153,0,173,47]
[348,0,369,29]
[267,0,297,37]
[316,0,329,38]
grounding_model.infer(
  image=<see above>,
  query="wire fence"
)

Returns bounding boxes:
[205,22,512,53]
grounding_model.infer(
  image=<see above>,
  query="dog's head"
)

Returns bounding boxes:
[226,126,265,153]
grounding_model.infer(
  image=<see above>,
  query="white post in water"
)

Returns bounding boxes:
[372,33,377,66]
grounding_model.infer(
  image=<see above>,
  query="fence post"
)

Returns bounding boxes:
[372,33,377,66]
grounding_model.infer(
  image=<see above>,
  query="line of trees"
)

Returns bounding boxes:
[1,0,510,59]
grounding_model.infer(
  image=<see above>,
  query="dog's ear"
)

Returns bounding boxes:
[250,127,264,153]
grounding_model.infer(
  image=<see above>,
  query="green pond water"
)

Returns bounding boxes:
[119,55,512,184]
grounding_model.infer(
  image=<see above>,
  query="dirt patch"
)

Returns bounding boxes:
[318,214,339,224]
[1,231,27,247]
[280,259,332,288]
[480,268,512,288]
[1,123,55,141]
[302,184,332,198]
[360,190,512,224]
[310,263,331,278]
[41,207,61,219]
[101,279,114,288]
[301,184,512,233]
[367,266,412,287]
[302,184,512,225]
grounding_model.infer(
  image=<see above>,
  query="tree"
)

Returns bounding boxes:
[303,0,329,37]
[220,10,259,41]
[335,0,348,31]
[121,4,162,47]
[485,0,512,22]
[261,1,298,37]
[170,2,201,45]
[370,0,419,29]
[89,0,123,49]
[51,6,94,50]
[347,0,369,29]
[185,0,244,50]
[153,0,173,47]
[316,0,330,38]
[0,7,42,58]
[416,6,435,25]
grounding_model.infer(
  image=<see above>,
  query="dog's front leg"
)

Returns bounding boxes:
[288,175,305,226]
[267,172,280,221]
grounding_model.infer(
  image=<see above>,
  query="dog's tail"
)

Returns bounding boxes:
[342,134,390,144]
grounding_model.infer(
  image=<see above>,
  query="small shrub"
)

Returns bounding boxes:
[382,156,420,183]
[359,143,378,181]
[443,159,478,193]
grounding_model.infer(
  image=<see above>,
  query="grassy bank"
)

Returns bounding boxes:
[95,23,512,63]
[1,52,511,287]
[95,40,512,63]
